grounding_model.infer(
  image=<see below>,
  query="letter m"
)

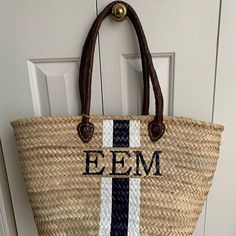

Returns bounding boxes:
[134,151,161,176]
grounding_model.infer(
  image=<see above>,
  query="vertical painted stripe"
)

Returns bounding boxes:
[113,120,130,147]
[128,178,141,236]
[129,120,141,147]
[103,120,113,147]
[100,120,141,236]
[110,178,130,236]
[99,178,112,236]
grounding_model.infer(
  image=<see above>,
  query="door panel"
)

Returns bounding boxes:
[0,1,101,235]
[98,0,220,235]
[119,53,174,116]
[27,58,103,116]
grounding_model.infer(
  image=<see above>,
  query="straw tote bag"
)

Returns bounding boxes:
[11,1,224,236]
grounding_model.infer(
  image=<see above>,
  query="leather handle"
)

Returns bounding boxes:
[77,1,165,143]
[79,2,150,116]
[79,33,150,118]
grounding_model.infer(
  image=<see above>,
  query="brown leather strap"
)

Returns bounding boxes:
[79,2,150,115]
[77,1,165,143]
[80,28,150,116]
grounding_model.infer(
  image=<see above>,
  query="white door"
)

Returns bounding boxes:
[0,1,232,236]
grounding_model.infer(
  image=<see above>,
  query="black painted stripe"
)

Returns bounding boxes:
[110,120,130,236]
[110,178,129,236]
[113,120,130,147]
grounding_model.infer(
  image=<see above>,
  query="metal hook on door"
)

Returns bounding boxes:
[112,3,127,22]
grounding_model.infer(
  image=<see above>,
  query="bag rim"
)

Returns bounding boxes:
[11,115,224,131]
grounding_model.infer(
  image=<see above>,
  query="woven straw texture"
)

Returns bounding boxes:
[11,115,223,236]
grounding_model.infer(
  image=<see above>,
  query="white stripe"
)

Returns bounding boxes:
[103,120,113,147]
[129,120,141,147]
[128,178,141,236]
[99,178,112,236]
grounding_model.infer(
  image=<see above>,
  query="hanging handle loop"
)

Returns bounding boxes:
[77,1,165,143]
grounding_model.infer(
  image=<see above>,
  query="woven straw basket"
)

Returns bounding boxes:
[11,1,224,236]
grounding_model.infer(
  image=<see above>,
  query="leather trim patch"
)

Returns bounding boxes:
[148,121,165,142]
[77,122,94,143]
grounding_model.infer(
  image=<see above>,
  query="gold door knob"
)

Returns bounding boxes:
[112,3,127,22]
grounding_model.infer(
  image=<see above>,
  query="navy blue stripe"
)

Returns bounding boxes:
[110,178,129,236]
[110,120,130,236]
[113,120,129,147]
